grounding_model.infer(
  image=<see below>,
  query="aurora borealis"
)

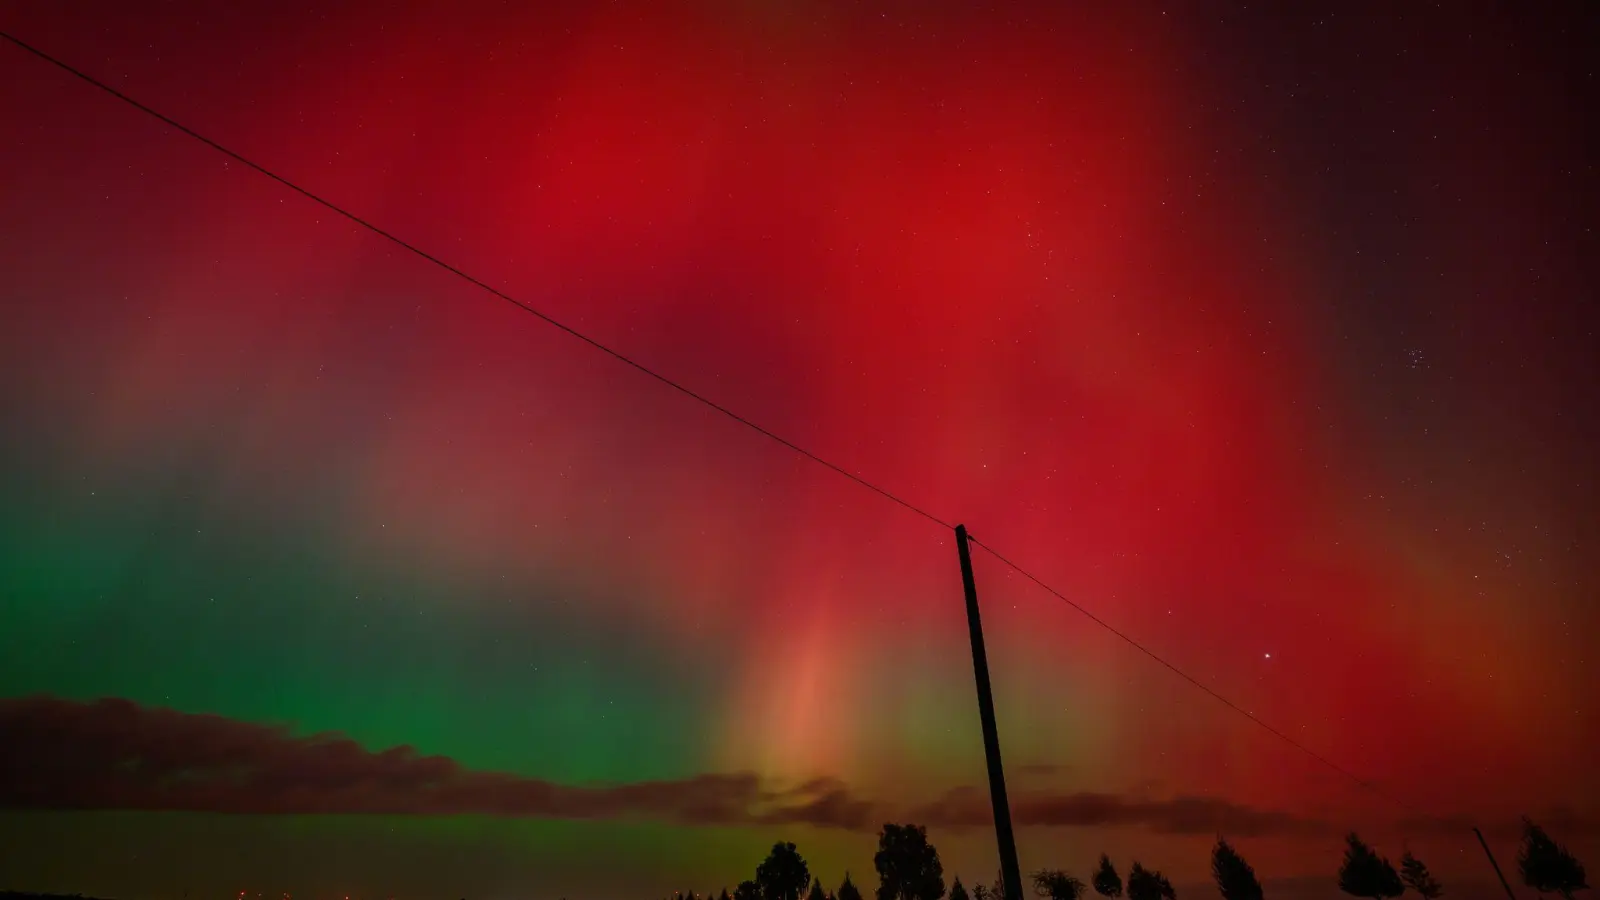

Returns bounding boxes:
[1,2,1595,899]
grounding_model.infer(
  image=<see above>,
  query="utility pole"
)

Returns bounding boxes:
[955,524,1025,900]
[1474,827,1518,900]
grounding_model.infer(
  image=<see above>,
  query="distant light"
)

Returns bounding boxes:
[1264,653,1272,659]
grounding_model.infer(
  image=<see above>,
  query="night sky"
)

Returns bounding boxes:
[1,3,1595,899]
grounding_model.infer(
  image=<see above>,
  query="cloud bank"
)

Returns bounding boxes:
[907,785,1330,837]
[15,695,1567,839]
[0,696,881,827]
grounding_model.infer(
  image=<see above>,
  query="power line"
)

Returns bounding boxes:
[3,28,1427,823]
[0,29,953,534]
[966,534,1425,818]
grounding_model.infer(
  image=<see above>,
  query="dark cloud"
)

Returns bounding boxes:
[1015,763,1071,778]
[0,695,854,827]
[2,696,1414,840]
[908,786,1331,837]
[1401,810,1600,840]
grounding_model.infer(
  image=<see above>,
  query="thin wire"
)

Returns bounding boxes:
[6,28,1433,824]
[967,533,1427,819]
[0,29,953,533]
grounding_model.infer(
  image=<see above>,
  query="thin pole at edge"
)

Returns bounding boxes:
[1475,827,1518,900]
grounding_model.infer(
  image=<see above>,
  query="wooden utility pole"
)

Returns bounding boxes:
[1475,827,1518,900]
[955,524,1025,900]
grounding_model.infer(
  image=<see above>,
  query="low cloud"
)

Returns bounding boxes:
[1015,763,1072,778]
[909,786,1331,837]
[1401,810,1600,840]
[1,695,1418,840]
[0,695,850,827]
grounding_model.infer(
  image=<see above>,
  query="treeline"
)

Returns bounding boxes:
[654,817,1588,900]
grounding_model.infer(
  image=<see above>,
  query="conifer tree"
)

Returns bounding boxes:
[1519,818,1590,900]
[1338,834,1404,900]
[1213,838,1264,900]
[1400,852,1443,900]
[1092,856,1123,900]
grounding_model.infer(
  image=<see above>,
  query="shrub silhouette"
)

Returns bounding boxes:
[951,878,970,900]
[810,879,828,900]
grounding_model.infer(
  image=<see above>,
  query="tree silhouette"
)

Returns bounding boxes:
[987,870,1013,900]
[967,869,1018,900]
[757,842,812,900]
[1212,838,1264,900]
[1032,870,1086,900]
[1519,818,1589,900]
[810,879,828,900]
[951,878,971,900]
[972,873,998,900]
[1126,864,1176,900]
[720,888,734,900]
[737,882,762,900]
[839,873,864,900]
[875,823,947,900]
[1093,856,1123,900]
[1338,834,1404,900]
[1399,852,1442,900]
